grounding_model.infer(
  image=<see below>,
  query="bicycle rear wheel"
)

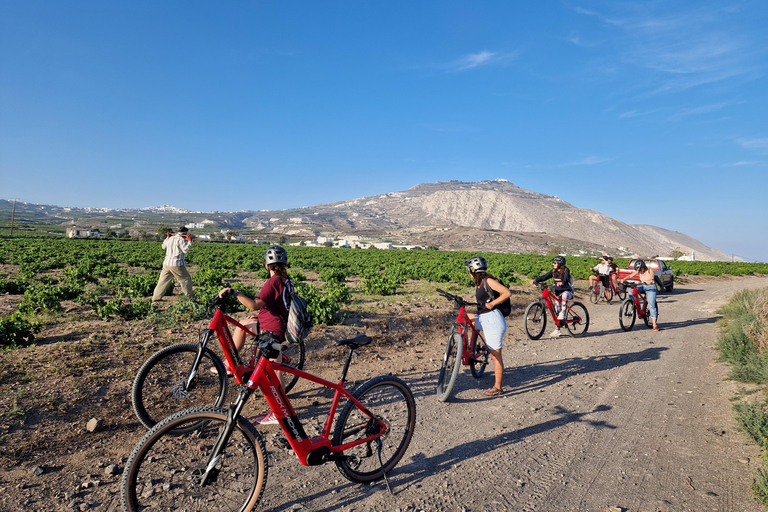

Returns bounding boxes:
[619,299,636,331]
[564,301,589,337]
[280,337,305,393]
[470,335,489,378]
[333,376,416,483]
[523,301,547,340]
[436,325,464,402]
[121,406,267,512]
[615,282,627,301]
[132,343,229,434]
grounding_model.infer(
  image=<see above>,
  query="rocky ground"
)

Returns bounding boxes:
[1,275,767,511]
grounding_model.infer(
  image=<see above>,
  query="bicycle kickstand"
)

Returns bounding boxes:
[376,438,393,496]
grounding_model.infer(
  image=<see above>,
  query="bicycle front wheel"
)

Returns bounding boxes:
[603,284,614,303]
[333,376,416,483]
[436,325,463,402]
[619,299,636,331]
[121,406,268,512]
[523,301,547,340]
[589,284,600,304]
[132,343,229,433]
[470,335,489,379]
[564,301,589,337]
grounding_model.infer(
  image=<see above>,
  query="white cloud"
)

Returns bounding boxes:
[667,102,729,122]
[737,138,768,150]
[447,50,519,72]
[724,161,757,167]
[562,156,612,167]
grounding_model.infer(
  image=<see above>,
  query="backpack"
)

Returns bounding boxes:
[285,292,312,344]
[483,278,512,317]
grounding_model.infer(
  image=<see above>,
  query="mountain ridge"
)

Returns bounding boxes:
[1,180,732,260]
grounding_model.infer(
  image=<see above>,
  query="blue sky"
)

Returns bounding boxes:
[1,1,766,261]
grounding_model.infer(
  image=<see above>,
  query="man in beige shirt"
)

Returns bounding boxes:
[152,226,194,303]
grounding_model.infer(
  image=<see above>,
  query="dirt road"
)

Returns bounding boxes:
[256,276,768,512]
[4,276,768,512]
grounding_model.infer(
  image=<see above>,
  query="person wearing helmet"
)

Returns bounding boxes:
[606,256,620,289]
[588,255,613,302]
[218,245,295,423]
[621,260,660,331]
[529,256,573,338]
[464,256,511,397]
[152,226,194,303]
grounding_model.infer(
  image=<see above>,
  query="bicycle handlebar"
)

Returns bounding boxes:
[435,288,478,308]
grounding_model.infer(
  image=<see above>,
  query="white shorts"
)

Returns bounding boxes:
[474,309,507,351]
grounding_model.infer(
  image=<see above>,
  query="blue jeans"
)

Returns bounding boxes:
[639,284,658,319]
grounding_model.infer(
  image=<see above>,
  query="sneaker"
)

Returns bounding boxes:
[549,329,562,338]
[210,362,233,376]
[256,411,279,425]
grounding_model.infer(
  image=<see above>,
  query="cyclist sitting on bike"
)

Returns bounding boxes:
[529,256,573,338]
[606,256,619,287]
[588,255,613,302]
[218,245,295,424]
[464,256,511,397]
[621,260,660,331]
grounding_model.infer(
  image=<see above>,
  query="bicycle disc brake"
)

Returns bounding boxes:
[172,380,194,400]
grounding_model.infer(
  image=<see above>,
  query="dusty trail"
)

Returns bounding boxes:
[256,276,768,512]
[3,276,767,512]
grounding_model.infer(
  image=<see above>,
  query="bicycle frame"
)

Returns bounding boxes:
[628,286,649,318]
[200,340,386,484]
[183,307,260,390]
[540,286,564,323]
[453,304,486,365]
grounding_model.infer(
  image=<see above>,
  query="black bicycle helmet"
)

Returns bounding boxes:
[605,256,614,262]
[264,245,288,265]
[465,256,488,272]
[552,255,566,266]
[633,259,647,271]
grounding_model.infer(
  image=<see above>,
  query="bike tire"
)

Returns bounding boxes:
[132,343,229,434]
[615,282,627,301]
[280,337,305,393]
[523,301,547,340]
[121,406,267,512]
[333,376,416,483]
[603,284,614,303]
[564,301,589,337]
[619,299,636,331]
[436,325,464,402]
[470,334,489,379]
[643,309,653,328]
[589,284,600,304]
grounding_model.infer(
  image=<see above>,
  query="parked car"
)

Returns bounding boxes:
[616,258,675,292]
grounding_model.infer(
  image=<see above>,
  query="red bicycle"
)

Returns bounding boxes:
[121,333,416,511]
[523,283,590,339]
[619,285,653,331]
[131,294,306,433]
[435,288,490,402]
[589,270,627,304]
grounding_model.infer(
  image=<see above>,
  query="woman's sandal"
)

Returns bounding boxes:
[483,387,503,397]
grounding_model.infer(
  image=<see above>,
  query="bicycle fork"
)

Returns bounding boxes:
[195,385,254,487]
[183,329,214,392]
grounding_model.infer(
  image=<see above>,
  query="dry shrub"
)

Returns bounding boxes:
[746,288,768,352]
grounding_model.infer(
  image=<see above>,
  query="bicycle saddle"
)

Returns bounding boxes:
[336,334,372,348]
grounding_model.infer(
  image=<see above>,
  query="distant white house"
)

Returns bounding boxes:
[336,240,350,248]
[66,227,95,238]
[185,222,205,229]
[197,234,212,240]
[317,236,334,244]
[373,242,393,250]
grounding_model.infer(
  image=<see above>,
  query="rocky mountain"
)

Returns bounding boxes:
[1,180,732,260]
[248,180,729,260]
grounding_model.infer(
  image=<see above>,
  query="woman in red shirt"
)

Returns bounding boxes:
[218,245,294,424]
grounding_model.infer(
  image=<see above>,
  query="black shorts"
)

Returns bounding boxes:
[599,275,611,286]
